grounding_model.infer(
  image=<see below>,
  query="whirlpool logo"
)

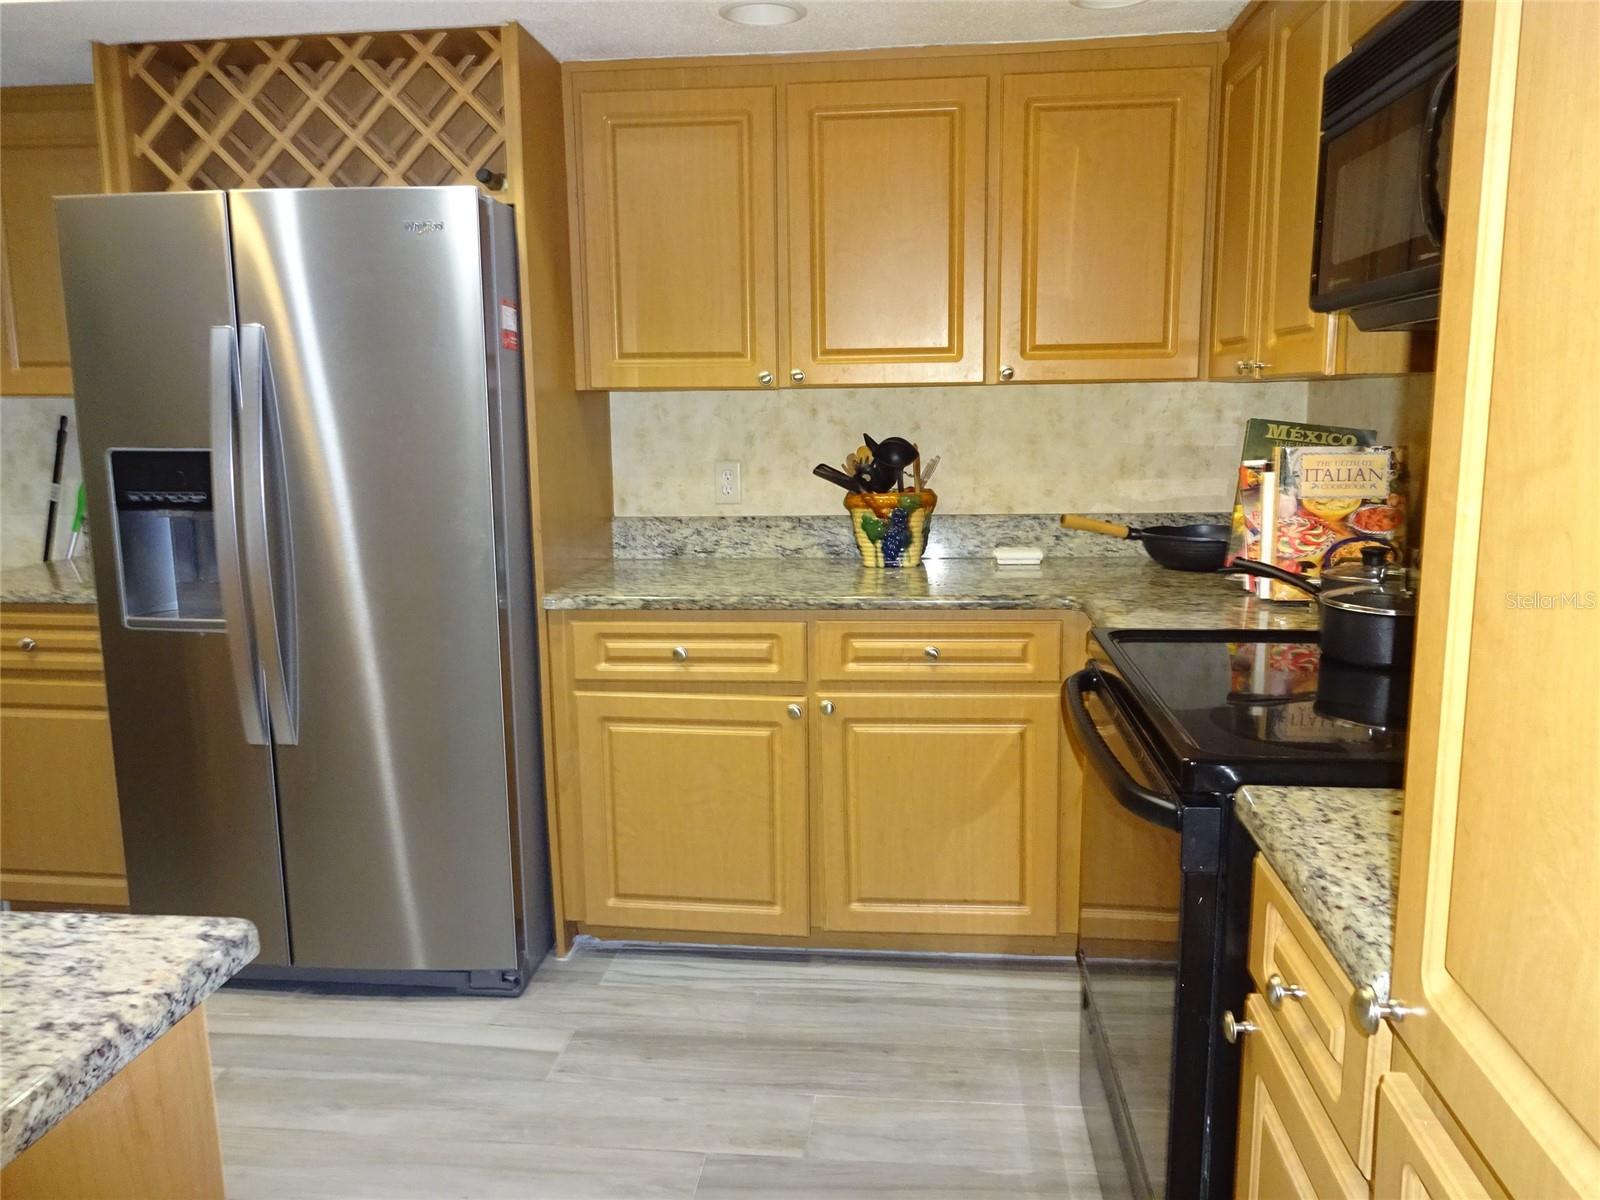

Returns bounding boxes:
[402,220,445,235]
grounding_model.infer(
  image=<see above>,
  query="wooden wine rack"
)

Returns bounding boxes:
[95,28,509,192]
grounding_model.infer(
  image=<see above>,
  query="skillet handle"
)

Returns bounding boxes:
[1061,515,1133,539]
[1223,559,1321,596]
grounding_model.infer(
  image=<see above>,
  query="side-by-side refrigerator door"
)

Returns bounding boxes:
[227,186,518,971]
[55,192,290,964]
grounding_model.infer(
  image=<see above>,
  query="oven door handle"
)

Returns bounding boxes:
[1064,667,1183,831]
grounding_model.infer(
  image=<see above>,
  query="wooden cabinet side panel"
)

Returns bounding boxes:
[1207,9,1270,378]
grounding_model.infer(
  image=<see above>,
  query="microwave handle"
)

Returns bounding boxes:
[1418,65,1455,247]
[1063,668,1182,831]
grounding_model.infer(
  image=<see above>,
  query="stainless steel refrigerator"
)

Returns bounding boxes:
[56,186,551,993]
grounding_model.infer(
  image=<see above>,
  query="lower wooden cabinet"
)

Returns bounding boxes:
[1235,993,1368,1200]
[572,690,809,936]
[814,691,1058,936]
[1373,1072,1495,1200]
[0,605,127,907]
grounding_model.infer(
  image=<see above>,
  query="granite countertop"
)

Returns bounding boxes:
[543,556,1321,630]
[0,912,258,1165]
[1235,786,1403,1000]
[0,560,97,606]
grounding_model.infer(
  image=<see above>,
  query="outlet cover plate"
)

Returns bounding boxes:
[716,460,742,504]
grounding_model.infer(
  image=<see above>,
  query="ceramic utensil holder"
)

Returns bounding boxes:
[845,491,937,567]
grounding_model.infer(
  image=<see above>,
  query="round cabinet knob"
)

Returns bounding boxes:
[1254,361,1270,375]
[17,637,37,652]
[923,645,940,661]
[758,370,774,386]
[999,365,1015,381]
[790,369,805,383]
[1266,973,1307,1009]
[1235,360,1250,375]
[671,645,689,662]
[820,699,835,716]
[1221,1010,1258,1044]
[1350,985,1420,1036]
[786,703,804,720]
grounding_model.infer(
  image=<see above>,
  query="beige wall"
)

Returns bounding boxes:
[611,380,1313,516]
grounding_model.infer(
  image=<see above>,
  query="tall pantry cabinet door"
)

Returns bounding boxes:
[1392,3,1600,1198]
[1257,1,1341,377]
[784,76,987,385]
[574,691,809,936]
[998,65,1212,382]
[1207,8,1271,380]
[575,87,778,389]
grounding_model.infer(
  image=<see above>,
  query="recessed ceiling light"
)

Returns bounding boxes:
[719,2,806,26]
[1069,0,1149,8]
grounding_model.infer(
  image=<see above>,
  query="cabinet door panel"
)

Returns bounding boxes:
[1,86,101,396]
[1258,1,1341,377]
[575,691,807,935]
[1372,1074,1493,1200]
[1234,995,1368,1200]
[786,77,986,384]
[1394,3,1600,1196]
[1208,10,1271,379]
[817,692,1057,935]
[576,87,777,389]
[1000,66,1211,381]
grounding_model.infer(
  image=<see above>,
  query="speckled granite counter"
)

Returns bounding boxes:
[1236,786,1403,1000]
[544,556,1320,630]
[0,560,96,606]
[0,912,257,1165]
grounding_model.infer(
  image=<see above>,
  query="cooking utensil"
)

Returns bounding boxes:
[1224,558,1417,668]
[919,455,941,486]
[864,434,918,491]
[1059,515,1230,572]
[814,463,865,492]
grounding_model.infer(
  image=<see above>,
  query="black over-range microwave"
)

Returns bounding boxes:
[1310,0,1460,331]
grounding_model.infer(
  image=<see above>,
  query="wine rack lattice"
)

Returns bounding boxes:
[108,29,508,191]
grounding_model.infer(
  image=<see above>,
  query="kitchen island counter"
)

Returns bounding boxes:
[0,911,257,1166]
[1235,786,1403,1001]
[543,556,1320,631]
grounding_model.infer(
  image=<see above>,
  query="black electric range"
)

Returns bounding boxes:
[1062,629,1406,1200]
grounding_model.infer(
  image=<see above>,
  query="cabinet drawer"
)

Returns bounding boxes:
[814,620,1062,683]
[1249,856,1390,1176]
[568,619,805,683]
[0,611,103,675]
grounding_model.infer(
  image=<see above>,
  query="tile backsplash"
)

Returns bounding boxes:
[610,381,1314,517]
[1,396,86,569]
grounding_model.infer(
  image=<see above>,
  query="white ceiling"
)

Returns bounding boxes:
[0,0,1246,86]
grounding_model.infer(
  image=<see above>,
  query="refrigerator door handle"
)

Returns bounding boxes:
[209,324,268,745]
[239,323,300,746]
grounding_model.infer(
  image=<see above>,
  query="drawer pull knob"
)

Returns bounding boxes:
[671,646,689,662]
[1222,1010,1257,1043]
[786,703,803,720]
[17,637,37,652]
[1266,973,1307,1009]
[1351,985,1420,1036]
[820,699,835,716]
[923,645,940,661]
[999,365,1015,381]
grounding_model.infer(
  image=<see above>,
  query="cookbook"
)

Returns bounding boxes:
[1225,419,1377,592]
[1259,443,1407,600]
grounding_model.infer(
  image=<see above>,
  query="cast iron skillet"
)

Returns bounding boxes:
[1059,515,1231,572]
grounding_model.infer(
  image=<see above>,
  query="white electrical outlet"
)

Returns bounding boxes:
[715,460,742,504]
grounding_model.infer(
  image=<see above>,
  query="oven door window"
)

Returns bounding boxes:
[1316,67,1453,299]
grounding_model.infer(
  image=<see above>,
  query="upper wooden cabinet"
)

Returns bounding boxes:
[1208,12,1271,379]
[574,86,778,389]
[785,76,986,386]
[1392,2,1600,1197]
[1,86,101,397]
[998,65,1212,382]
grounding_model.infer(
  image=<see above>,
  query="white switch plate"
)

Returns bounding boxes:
[715,460,742,504]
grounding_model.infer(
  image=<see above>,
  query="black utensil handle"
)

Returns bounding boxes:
[1062,668,1181,832]
[1223,559,1322,596]
[42,415,68,562]
[813,464,859,491]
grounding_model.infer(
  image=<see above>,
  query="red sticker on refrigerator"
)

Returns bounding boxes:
[499,299,520,351]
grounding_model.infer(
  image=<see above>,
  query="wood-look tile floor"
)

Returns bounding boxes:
[206,943,1104,1199]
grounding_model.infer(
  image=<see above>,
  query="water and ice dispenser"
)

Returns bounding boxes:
[109,450,223,626]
